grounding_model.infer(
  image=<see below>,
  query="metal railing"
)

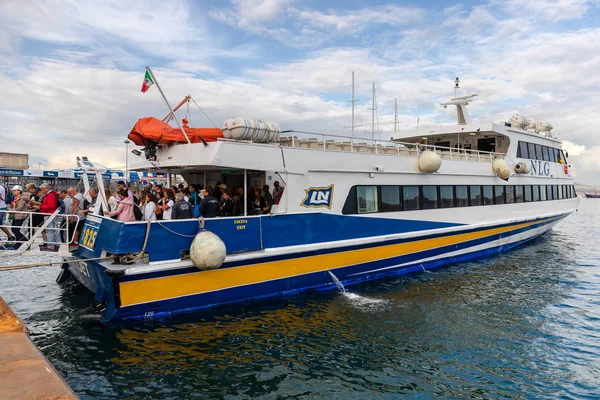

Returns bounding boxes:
[217,130,505,162]
[0,209,80,253]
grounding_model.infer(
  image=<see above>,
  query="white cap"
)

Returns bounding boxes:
[11,185,23,192]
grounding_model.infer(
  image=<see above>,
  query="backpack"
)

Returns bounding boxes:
[133,203,143,221]
[57,196,66,214]
[0,184,14,205]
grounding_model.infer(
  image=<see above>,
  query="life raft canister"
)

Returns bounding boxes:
[564,164,569,174]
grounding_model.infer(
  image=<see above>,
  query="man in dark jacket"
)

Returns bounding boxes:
[199,187,220,218]
[172,193,194,219]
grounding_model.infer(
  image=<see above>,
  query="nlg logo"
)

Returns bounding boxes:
[301,185,334,209]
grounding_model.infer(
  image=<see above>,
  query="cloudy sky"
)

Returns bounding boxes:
[1,0,600,184]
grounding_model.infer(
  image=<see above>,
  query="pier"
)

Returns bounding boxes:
[0,296,77,399]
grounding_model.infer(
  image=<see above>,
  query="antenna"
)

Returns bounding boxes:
[454,77,460,99]
[393,98,401,133]
[344,71,362,148]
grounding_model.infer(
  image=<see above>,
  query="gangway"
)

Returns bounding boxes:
[0,162,108,258]
[0,209,80,256]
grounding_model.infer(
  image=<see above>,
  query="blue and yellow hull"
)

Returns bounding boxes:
[63,213,567,322]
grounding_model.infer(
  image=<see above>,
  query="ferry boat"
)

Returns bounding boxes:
[584,191,600,198]
[58,85,580,322]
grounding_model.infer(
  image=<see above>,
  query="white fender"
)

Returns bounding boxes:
[418,150,441,173]
[492,158,510,181]
[514,162,531,174]
[190,230,227,270]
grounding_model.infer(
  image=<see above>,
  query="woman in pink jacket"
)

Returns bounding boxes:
[104,189,136,222]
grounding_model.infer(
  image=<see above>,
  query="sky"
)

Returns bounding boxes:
[1,0,600,184]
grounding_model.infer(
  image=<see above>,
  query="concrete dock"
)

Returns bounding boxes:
[0,296,78,399]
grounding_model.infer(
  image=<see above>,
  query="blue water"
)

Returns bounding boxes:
[1,200,599,399]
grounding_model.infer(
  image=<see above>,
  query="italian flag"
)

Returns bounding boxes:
[141,70,154,93]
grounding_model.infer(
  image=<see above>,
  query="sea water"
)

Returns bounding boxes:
[1,199,598,399]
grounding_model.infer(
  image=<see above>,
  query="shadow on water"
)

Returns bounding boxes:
[2,201,599,399]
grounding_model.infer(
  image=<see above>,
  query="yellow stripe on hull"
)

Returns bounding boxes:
[120,219,549,306]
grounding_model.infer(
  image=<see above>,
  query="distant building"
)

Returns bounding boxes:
[0,152,28,169]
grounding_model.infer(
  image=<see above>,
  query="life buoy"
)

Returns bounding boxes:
[563,164,569,174]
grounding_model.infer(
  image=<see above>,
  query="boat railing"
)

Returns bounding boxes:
[0,209,80,253]
[218,130,504,162]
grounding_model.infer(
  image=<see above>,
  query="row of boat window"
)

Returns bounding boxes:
[517,140,566,163]
[343,184,577,214]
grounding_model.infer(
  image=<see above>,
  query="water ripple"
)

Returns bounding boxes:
[0,200,599,399]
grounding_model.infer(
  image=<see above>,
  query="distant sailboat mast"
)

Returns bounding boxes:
[344,71,362,151]
[369,83,382,145]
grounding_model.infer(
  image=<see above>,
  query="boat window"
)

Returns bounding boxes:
[402,186,420,211]
[549,147,556,162]
[527,143,536,160]
[547,185,553,200]
[552,185,558,200]
[357,186,378,213]
[515,185,524,203]
[554,148,562,163]
[569,185,573,198]
[440,186,454,208]
[542,146,550,161]
[482,185,494,205]
[494,186,505,204]
[524,185,532,202]
[506,185,515,203]
[422,186,439,209]
[558,185,564,200]
[534,144,543,160]
[532,185,540,201]
[470,185,482,206]
[380,186,401,212]
[540,185,547,201]
[573,185,577,197]
[455,185,469,207]
[517,141,528,158]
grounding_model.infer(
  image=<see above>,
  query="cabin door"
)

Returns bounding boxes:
[477,138,496,152]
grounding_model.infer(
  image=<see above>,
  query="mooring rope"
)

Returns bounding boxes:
[0,255,119,272]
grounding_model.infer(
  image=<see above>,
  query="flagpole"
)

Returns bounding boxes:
[145,66,192,144]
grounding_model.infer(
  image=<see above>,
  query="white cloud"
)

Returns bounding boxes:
[289,5,425,33]
[503,0,593,21]
[2,0,600,185]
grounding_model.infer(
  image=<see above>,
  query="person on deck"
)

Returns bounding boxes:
[272,181,284,205]
[116,181,134,202]
[263,184,273,212]
[10,185,28,242]
[253,188,267,215]
[104,189,135,222]
[39,183,60,251]
[161,189,175,220]
[172,193,194,219]
[70,188,87,246]
[59,189,73,243]
[143,193,157,221]
[199,187,220,218]
[0,183,16,241]
[189,184,199,206]
[219,189,235,217]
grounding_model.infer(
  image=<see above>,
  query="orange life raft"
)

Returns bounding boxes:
[128,117,223,146]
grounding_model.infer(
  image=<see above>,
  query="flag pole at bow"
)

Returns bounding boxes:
[144,66,192,144]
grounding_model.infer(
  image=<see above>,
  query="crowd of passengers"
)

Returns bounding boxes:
[0,180,284,251]
[105,180,285,223]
